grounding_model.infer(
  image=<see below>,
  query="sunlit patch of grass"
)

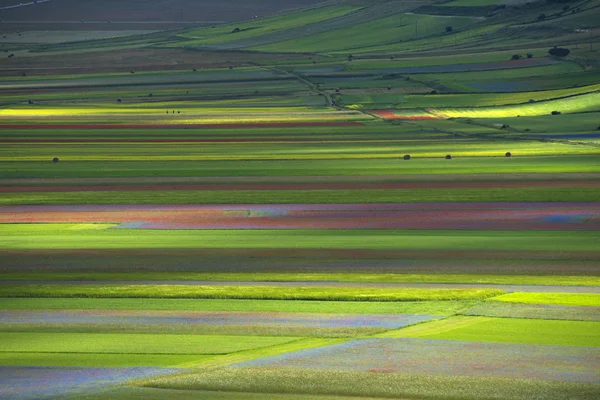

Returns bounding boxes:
[491,293,600,307]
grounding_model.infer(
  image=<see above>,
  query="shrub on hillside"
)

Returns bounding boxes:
[548,47,570,57]
[403,154,411,160]
[527,53,533,58]
[446,26,453,32]
[537,13,546,20]
[52,157,59,163]
[505,152,512,158]
[445,154,452,160]
[551,110,561,115]
[511,54,522,60]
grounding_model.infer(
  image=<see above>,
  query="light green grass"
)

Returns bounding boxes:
[2,187,599,205]
[2,226,598,251]
[0,298,472,315]
[491,293,600,307]
[139,367,600,400]
[0,284,504,302]
[6,139,598,162]
[0,332,300,354]
[3,156,600,179]
[379,316,600,347]
[0,352,210,367]
[435,92,600,118]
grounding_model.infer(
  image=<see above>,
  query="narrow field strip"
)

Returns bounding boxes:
[462,302,600,321]
[4,272,598,288]
[0,353,208,368]
[491,293,600,307]
[2,202,598,230]
[2,187,598,205]
[0,285,504,301]
[0,298,471,315]
[0,310,435,329]
[2,225,598,251]
[377,317,600,347]
[0,332,301,355]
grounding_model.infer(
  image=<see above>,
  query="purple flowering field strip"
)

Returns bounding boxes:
[0,366,182,400]
[235,338,600,383]
[0,310,437,329]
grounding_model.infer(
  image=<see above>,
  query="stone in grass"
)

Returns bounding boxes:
[403,154,411,160]
[52,157,59,163]
[505,152,512,158]
[445,154,452,160]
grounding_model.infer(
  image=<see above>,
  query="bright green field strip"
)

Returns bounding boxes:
[492,293,600,307]
[4,140,597,161]
[139,367,600,400]
[3,156,599,178]
[436,92,600,118]
[380,316,600,347]
[178,5,359,46]
[252,13,480,53]
[2,226,598,251]
[0,298,471,315]
[0,353,210,367]
[4,273,599,287]
[0,323,387,339]
[0,332,300,354]
[2,187,598,205]
[0,285,504,301]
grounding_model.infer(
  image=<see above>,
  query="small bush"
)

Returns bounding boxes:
[511,54,522,60]
[192,68,197,72]
[549,47,570,57]
[505,152,512,158]
[148,93,153,97]
[430,90,438,94]
[527,53,533,58]
[28,100,34,105]
[52,157,59,163]
[130,70,135,74]
[403,154,411,160]
[551,111,561,115]
[445,154,452,160]
[445,26,453,32]
[231,28,240,33]
[117,98,122,103]
[537,13,546,20]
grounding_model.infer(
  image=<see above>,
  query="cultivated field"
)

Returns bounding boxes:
[0,0,599,399]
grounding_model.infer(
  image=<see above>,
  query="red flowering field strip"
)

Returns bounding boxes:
[2,203,598,230]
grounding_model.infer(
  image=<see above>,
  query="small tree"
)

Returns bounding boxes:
[231,28,240,33]
[537,13,546,21]
[445,154,452,160]
[403,154,411,160]
[505,152,512,158]
[52,157,59,163]
[511,54,522,60]
[551,110,561,115]
[527,53,533,58]
[445,26,453,32]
